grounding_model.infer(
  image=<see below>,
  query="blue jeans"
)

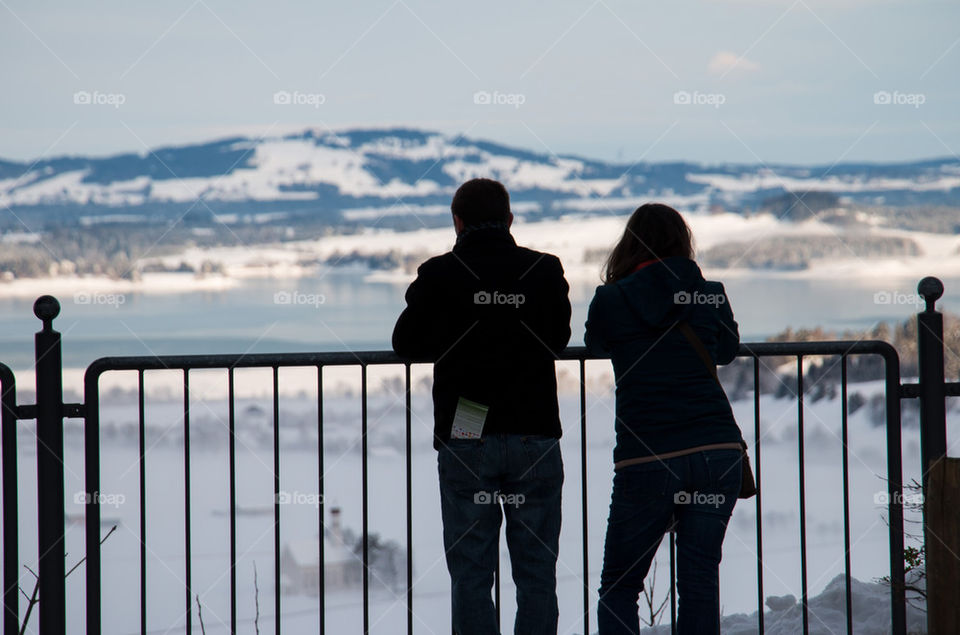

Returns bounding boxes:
[598,449,741,635]
[438,433,564,635]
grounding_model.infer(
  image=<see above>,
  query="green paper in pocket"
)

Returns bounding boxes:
[450,397,488,440]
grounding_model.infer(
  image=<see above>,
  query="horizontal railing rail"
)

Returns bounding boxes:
[73,339,906,635]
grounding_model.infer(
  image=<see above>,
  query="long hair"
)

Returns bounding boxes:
[602,203,694,284]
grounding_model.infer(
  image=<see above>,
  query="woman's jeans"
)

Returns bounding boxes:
[438,433,564,635]
[598,449,741,635]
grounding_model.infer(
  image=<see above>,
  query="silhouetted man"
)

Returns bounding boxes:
[393,178,571,635]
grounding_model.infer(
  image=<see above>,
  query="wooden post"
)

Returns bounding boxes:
[926,457,960,633]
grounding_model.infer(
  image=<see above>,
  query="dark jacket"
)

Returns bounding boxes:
[392,226,571,449]
[584,256,741,463]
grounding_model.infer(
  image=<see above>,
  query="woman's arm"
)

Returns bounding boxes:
[712,282,740,365]
[584,286,610,356]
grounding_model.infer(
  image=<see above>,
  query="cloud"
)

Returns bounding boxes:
[708,51,761,75]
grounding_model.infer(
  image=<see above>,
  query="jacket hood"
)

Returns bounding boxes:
[613,256,706,328]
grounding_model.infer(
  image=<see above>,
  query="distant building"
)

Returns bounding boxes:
[280,507,360,594]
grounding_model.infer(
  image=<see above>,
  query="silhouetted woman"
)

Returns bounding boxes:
[585,203,743,634]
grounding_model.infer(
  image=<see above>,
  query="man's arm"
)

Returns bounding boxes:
[392,261,442,360]
[541,256,572,355]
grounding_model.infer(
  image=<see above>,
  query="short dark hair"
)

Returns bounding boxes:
[602,203,694,284]
[451,178,511,226]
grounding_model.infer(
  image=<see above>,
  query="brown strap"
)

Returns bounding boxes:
[614,442,743,470]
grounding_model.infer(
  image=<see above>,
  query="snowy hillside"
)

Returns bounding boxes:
[3,128,960,224]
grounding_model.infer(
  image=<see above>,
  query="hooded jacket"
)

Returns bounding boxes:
[584,256,741,463]
[393,226,571,449]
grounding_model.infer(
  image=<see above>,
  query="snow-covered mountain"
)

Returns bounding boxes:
[2,127,959,228]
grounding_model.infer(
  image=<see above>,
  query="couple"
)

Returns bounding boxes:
[392,179,744,635]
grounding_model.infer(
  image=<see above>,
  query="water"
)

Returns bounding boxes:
[0,269,954,371]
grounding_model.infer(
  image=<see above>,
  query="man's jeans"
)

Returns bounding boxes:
[597,449,741,635]
[438,433,564,635]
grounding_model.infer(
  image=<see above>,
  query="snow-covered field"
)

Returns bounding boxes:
[2,210,959,300]
[6,363,951,634]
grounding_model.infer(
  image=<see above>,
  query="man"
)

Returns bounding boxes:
[393,178,571,635]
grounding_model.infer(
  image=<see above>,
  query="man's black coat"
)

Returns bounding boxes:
[392,226,571,449]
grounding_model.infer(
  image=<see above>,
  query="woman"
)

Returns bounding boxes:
[585,203,743,634]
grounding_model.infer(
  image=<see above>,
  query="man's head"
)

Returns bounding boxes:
[451,178,513,234]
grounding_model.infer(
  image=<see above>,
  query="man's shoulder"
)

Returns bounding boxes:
[511,245,563,273]
[416,252,455,275]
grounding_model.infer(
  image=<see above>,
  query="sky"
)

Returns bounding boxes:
[1,0,958,165]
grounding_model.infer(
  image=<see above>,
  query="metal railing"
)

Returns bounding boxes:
[2,276,955,634]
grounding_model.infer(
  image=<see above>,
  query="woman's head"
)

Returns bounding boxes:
[602,203,694,284]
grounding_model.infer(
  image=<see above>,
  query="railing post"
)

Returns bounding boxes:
[916,277,957,634]
[917,276,947,481]
[34,296,66,635]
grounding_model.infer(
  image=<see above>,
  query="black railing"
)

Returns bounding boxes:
[1,276,954,634]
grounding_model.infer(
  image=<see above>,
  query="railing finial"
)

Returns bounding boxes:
[33,295,60,332]
[918,276,944,313]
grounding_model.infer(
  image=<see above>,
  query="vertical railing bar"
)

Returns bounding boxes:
[840,356,853,635]
[228,368,237,635]
[361,365,370,635]
[183,369,192,635]
[579,358,590,635]
[669,532,676,635]
[1,366,19,635]
[139,369,147,635]
[405,363,413,635]
[753,356,764,635]
[883,350,906,635]
[84,369,103,635]
[273,366,281,635]
[318,366,325,635]
[797,356,808,635]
